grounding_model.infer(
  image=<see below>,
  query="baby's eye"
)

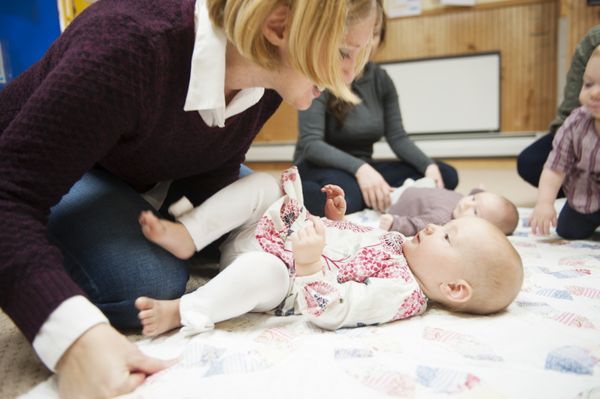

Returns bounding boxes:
[444,233,450,241]
[583,81,594,88]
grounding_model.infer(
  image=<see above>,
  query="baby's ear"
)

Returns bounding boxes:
[440,280,472,304]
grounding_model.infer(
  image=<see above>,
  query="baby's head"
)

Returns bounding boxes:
[402,217,523,315]
[580,44,600,118]
[452,192,518,235]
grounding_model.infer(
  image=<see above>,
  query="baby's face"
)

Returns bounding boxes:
[580,55,600,119]
[402,217,522,305]
[452,192,504,224]
[402,219,475,292]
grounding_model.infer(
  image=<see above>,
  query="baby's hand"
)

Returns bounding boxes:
[379,214,394,231]
[322,184,347,221]
[290,216,326,276]
[530,202,557,236]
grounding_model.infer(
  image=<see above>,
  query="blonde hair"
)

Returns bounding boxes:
[447,220,523,315]
[328,0,385,123]
[206,0,376,104]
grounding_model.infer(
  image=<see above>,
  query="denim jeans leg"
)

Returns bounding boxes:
[48,168,189,330]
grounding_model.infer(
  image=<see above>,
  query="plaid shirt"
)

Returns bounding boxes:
[545,106,600,213]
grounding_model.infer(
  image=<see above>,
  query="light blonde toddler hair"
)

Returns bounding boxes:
[206,0,376,104]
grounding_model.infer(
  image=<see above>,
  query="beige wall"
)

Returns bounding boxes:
[256,0,600,143]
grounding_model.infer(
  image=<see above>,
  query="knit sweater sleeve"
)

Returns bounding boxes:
[0,21,157,340]
[377,67,433,173]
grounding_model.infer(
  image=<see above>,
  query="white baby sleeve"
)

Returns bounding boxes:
[294,273,427,331]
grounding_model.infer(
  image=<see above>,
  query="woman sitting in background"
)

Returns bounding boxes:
[293,2,458,216]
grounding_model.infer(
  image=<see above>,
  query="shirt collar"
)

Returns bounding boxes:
[184,0,264,128]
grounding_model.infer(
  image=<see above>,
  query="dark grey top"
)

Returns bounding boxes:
[294,62,433,175]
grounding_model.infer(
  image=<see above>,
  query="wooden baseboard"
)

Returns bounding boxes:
[246,157,518,172]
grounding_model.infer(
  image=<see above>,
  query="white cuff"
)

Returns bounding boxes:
[168,196,194,218]
[179,293,214,336]
[32,296,109,371]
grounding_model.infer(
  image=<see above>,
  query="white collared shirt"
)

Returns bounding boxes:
[184,0,264,128]
[33,0,264,371]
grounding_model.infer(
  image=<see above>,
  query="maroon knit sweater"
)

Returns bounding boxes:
[0,0,281,341]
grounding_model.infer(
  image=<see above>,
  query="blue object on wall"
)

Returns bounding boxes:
[0,0,60,86]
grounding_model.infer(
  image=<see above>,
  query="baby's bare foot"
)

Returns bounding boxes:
[379,214,394,231]
[135,297,182,337]
[139,211,196,259]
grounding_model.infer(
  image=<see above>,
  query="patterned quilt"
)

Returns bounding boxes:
[22,207,600,399]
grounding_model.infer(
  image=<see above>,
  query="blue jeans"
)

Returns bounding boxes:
[556,201,600,240]
[48,169,190,329]
[296,159,459,216]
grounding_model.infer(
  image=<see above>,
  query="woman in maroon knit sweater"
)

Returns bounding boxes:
[0,0,379,397]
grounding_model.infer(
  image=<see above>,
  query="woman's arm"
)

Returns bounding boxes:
[296,94,365,174]
[0,20,166,398]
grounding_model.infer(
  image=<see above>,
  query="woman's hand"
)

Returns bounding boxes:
[530,202,557,236]
[57,323,175,399]
[291,216,326,276]
[355,164,392,212]
[424,163,444,188]
[321,184,347,221]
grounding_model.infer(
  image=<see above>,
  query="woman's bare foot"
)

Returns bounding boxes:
[139,211,196,259]
[135,297,182,337]
[379,214,394,231]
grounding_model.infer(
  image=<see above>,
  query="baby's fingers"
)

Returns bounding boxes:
[310,216,326,237]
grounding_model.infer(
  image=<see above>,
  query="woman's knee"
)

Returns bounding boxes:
[517,147,541,185]
[517,132,554,185]
[437,162,459,190]
[136,255,189,299]
[89,250,189,303]
[91,254,188,330]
